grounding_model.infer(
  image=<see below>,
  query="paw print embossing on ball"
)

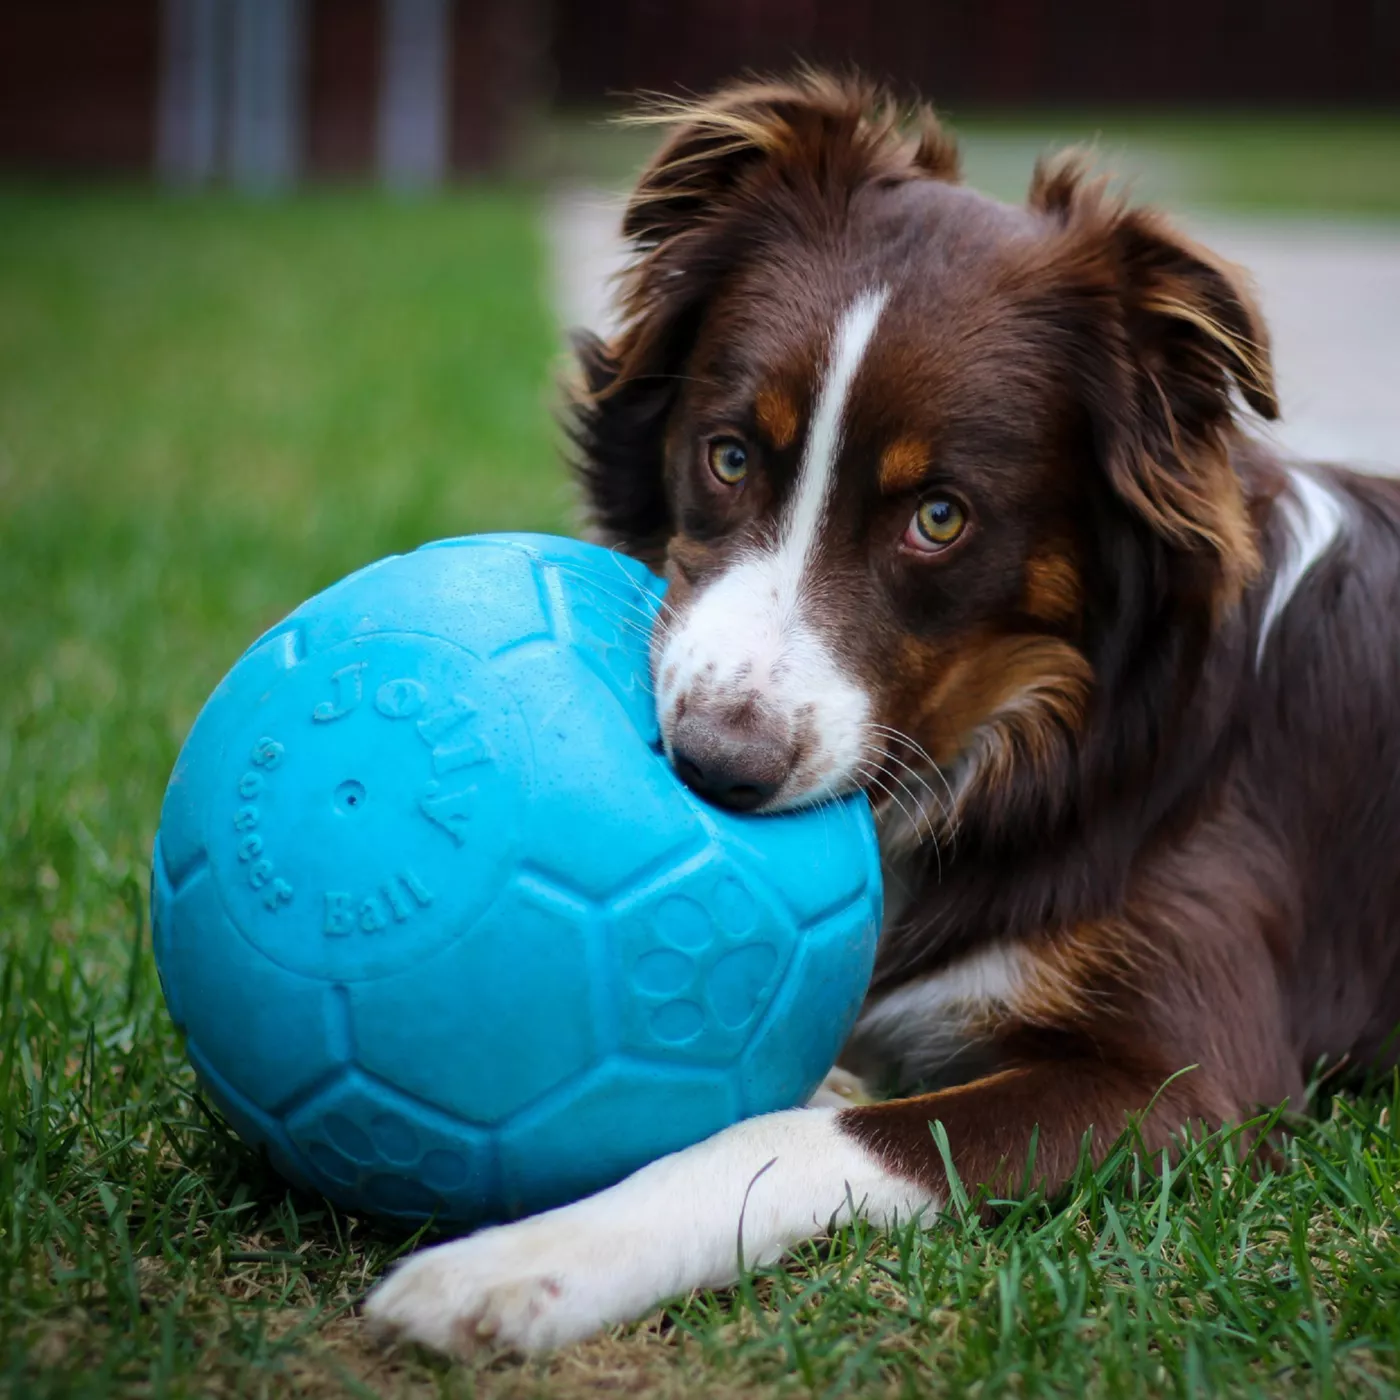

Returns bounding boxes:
[609,856,797,1062]
[369,1111,419,1164]
[708,943,781,1029]
[653,894,714,953]
[711,876,759,939]
[631,946,695,997]
[283,1071,494,1222]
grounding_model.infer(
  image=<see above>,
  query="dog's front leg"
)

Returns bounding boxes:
[365,1053,1241,1356]
[363,1104,931,1356]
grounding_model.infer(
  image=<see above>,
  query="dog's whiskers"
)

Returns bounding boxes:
[862,747,938,844]
[553,557,682,630]
[864,722,960,851]
[880,747,957,855]
[855,757,943,886]
[854,761,920,844]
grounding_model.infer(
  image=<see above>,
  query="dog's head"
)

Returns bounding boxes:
[571,72,1277,833]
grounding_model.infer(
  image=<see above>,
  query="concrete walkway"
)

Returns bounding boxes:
[545,188,1400,473]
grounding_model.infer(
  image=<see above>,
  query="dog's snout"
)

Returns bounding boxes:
[670,714,792,812]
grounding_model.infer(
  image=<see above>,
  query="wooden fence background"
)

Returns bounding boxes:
[552,0,1400,107]
[1,0,1396,182]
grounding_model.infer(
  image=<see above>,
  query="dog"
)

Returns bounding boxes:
[365,71,1400,1355]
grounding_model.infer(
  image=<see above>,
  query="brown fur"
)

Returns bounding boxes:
[569,70,1400,1219]
[754,386,799,450]
[879,437,931,492]
[1022,549,1083,626]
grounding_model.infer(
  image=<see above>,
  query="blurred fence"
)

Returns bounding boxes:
[555,0,1400,108]
[0,0,540,186]
[1,0,1397,185]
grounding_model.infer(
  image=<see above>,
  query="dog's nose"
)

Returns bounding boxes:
[670,717,790,812]
[673,748,781,811]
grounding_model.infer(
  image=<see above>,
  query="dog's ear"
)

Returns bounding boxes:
[1032,155,1277,602]
[566,324,686,566]
[570,73,959,561]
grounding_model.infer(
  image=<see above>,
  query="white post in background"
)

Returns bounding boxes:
[227,0,306,192]
[158,0,223,186]
[378,0,451,190]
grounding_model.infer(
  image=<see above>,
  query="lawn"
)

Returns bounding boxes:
[3,172,1400,1399]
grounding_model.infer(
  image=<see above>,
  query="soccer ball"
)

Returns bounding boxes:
[150,534,882,1226]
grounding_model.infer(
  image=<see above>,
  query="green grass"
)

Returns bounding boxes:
[0,188,570,1397]
[4,188,1400,1399]
[530,108,1400,215]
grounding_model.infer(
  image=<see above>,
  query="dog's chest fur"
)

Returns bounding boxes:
[837,848,1025,1094]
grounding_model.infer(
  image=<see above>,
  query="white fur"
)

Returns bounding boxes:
[1255,467,1347,667]
[780,286,890,579]
[867,942,1031,1021]
[844,942,1032,1089]
[656,288,890,808]
[364,1105,933,1355]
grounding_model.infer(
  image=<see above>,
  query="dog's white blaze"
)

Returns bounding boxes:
[1256,467,1347,667]
[364,1105,933,1354]
[656,288,890,806]
[775,285,891,590]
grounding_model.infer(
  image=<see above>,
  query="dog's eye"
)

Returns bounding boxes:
[706,438,749,486]
[907,497,966,551]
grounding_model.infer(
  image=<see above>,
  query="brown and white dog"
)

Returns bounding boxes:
[366,73,1400,1354]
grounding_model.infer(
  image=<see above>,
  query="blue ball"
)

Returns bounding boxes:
[151,534,881,1226]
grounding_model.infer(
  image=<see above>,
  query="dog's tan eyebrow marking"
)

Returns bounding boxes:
[879,437,930,492]
[755,386,799,450]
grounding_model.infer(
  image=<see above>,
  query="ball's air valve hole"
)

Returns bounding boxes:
[334,779,367,814]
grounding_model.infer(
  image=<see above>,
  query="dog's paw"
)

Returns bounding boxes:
[363,1219,616,1357]
[362,1105,915,1359]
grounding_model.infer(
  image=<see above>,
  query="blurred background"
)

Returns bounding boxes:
[2,11,1397,1388]
[3,1,1398,487]
[4,1,1399,185]
[1,2,1398,919]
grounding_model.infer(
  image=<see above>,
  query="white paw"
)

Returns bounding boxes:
[363,1106,928,1359]
[363,1217,616,1357]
